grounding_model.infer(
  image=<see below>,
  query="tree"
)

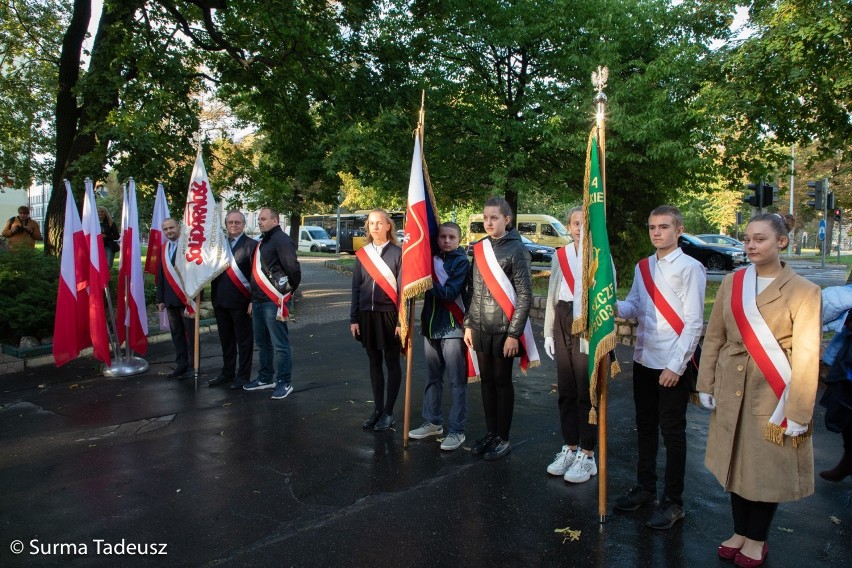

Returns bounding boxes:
[0,0,67,188]
[700,0,852,179]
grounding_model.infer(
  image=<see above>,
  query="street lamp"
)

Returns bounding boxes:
[336,191,342,256]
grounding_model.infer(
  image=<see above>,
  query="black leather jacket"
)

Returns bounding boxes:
[464,230,532,338]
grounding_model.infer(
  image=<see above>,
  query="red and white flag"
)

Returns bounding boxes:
[53,181,91,366]
[82,179,111,365]
[145,183,170,279]
[399,129,440,347]
[116,178,149,355]
[176,152,229,298]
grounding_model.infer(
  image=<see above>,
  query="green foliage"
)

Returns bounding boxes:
[0,248,59,344]
[0,0,68,187]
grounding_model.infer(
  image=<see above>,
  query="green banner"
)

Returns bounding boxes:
[584,133,617,382]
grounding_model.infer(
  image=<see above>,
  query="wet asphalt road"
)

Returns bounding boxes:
[0,258,850,567]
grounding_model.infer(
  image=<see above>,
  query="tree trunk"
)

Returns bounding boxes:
[46,0,143,254]
[45,0,90,254]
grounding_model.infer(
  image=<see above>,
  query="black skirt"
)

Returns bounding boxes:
[358,310,401,351]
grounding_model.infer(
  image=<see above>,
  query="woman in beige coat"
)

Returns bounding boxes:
[697,213,821,568]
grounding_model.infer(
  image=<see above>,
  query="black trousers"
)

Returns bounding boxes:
[632,362,690,505]
[731,492,778,541]
[367,346,402,414]
[476,349,515,441]
[214,305,253,381]
[166,306,195,372]
[554,301,595,450]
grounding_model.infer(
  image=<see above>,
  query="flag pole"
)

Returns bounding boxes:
[194,294,201,391]
[403,92,427,449]
[593,66,610,524]
[403,299,415,449]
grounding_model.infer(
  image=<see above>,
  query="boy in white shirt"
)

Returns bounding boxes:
[615,205,706,530]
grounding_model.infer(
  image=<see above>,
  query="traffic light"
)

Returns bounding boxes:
[761,184,774,207]
[744,182,759,207]
[835,208,842,222]
[806,180,824,209]
[826,191,835,210]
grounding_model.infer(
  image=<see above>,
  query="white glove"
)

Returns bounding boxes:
[785,419,808,437]
[699,392,716,410]
[544,337,555,360]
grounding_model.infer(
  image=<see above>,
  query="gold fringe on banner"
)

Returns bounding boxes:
[572,128,597,336]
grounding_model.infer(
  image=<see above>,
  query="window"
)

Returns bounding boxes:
[517,222,537,235]
[470,222,484,233]
[541,224,557,236]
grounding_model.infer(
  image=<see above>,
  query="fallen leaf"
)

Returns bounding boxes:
[331,407,339,411]
[554,527,581,543]
[777,526,793,533]
[219,431,224,437]
[69,384,79,389]
[830,516,841,525]
[176,489,181,493]
[222,402,232,407]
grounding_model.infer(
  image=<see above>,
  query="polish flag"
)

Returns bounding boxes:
[145,183,170,280]
[82,179,112,365]
[53,181,91,366]
[116,179,149,355]
[399,130,440,348]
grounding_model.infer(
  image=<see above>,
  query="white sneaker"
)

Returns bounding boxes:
[546,445,577,476]
[564,453,597,483]
[440,432,465,451]
[409,422,443,439]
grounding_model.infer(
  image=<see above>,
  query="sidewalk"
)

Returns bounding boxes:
[0,257,849,567]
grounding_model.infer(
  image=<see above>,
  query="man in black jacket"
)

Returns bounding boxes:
[156,218,194,379]
[208,211,255,390]
[244,208,301,400]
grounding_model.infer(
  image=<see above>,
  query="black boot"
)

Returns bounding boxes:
[820,452,852,482]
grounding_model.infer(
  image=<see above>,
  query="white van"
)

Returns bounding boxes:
[468,213,571,247]
[297,225,337,253]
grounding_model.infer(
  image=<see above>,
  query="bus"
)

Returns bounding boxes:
[302,210,405,253]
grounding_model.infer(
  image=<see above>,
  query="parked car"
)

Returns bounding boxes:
[467,235,555,263]
[297,226,337,253]
[679,233,748,271]
[697,234,744,249]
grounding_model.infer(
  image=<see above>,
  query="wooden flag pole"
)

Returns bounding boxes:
[597,361,608,523]
[194,294,200,392]
[593,66,610,524]
[403,298,416,448]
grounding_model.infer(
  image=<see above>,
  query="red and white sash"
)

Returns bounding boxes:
[433,256,480,381]
[638,255,684,334]
[161,242,196,316]
[252,241,292,321]
[356,245,399,308]
[225,241,251,299]
[731,265,795,441]
[473,239,540,372]
[556,246,576,294]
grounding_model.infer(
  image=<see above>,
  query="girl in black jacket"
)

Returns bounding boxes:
[350,209,403,432]
[464,197,533,460]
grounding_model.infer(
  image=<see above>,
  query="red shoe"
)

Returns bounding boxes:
[718,543,743,560]
[734,543,768,567]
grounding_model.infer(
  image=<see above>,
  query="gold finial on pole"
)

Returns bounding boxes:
[592,66,608,130]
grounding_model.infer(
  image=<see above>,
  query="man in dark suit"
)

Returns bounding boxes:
[208,211,255,389]
[156,217,194,379]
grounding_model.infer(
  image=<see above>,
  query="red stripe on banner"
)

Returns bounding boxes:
[639,257,684,335]
[356,248,399,308]
[556,246,574,292]
[473,241,531,371]
[145,230,162,278]
[226,267,251,298]
[731,270,787,400]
